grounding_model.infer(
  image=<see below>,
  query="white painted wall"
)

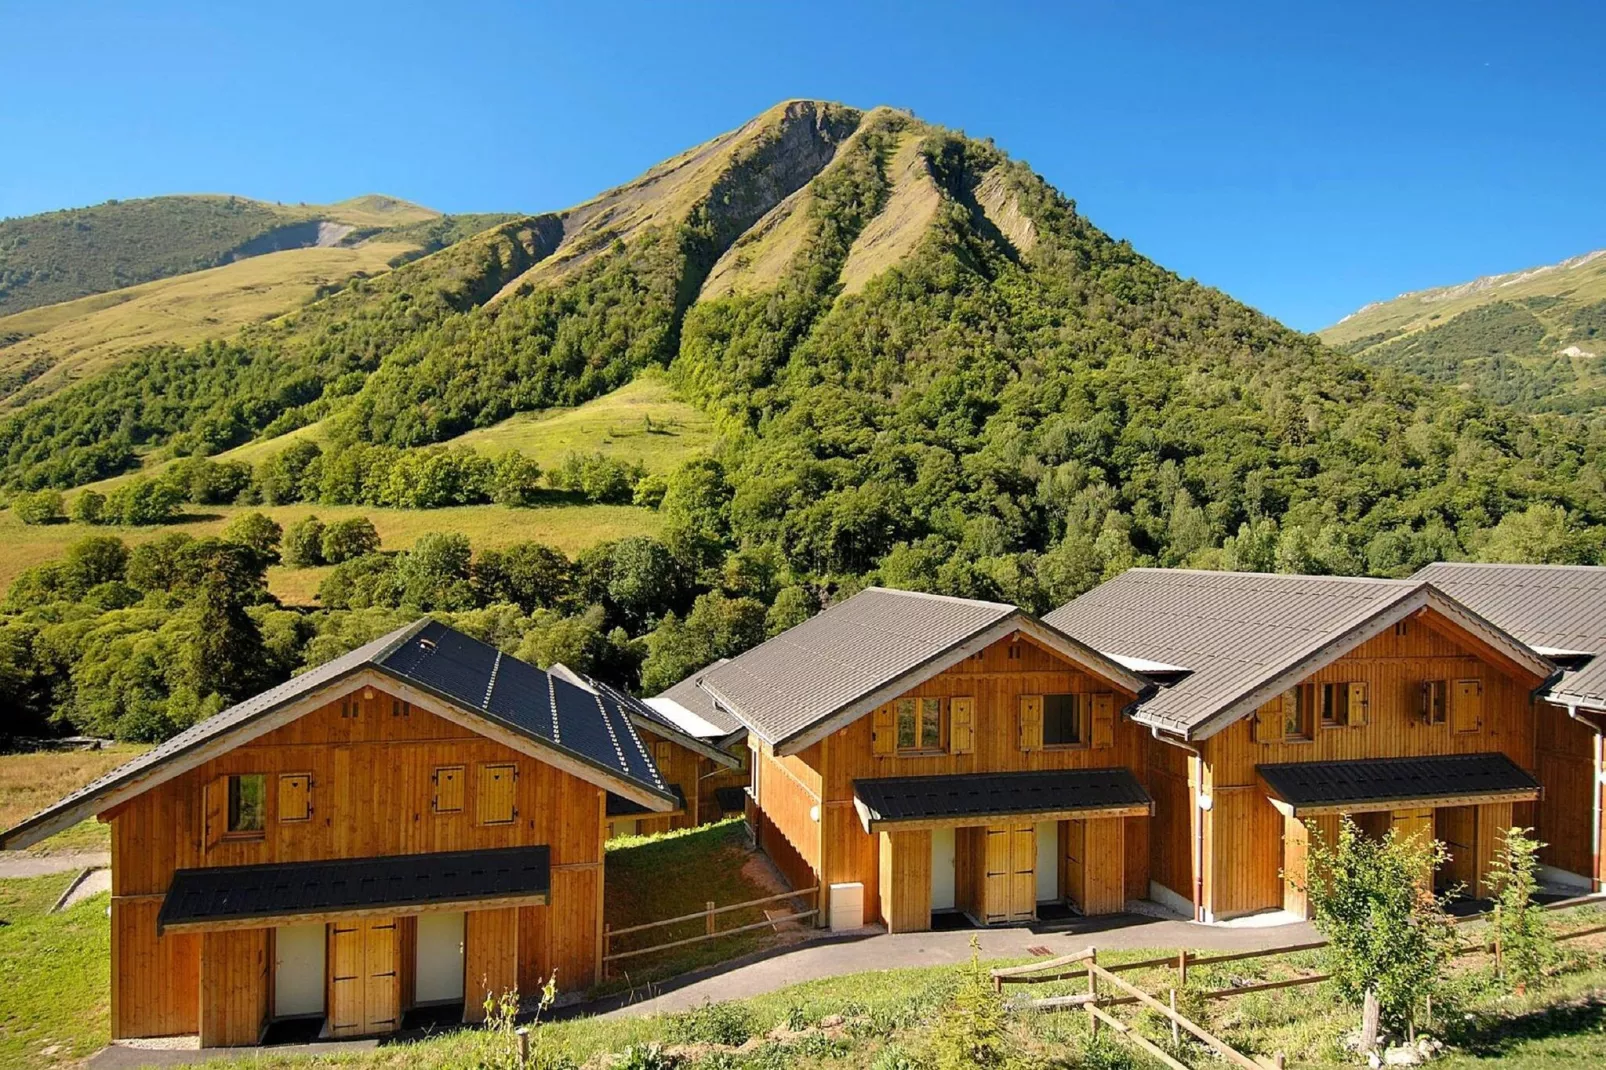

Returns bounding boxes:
[273,923,325,1018]
[1036,821,1059,903]
[930,827,957,911]
[416,912,466,1005]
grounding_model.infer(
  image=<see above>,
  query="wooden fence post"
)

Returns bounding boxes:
[1086,949,1099,1037]
[602,924,611,979]
[1493,904,1504,978]
[1170,988,1181,1046]
[1178,948,1189,985]
[517,1026,530,1067]
[706,901,716,937]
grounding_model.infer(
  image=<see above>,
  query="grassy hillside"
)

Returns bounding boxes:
[1321,249,1606,414]
[0,241,418,409]
[0,193,441,317]
[0,500,658,605]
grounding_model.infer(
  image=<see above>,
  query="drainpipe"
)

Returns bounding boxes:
[1152,726,1208,922]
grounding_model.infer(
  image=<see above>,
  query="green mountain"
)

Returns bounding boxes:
[4,99,1605,579]
[1320,249,1606,415]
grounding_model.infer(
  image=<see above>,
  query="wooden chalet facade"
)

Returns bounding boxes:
[1047,570,1558,921]
[691,588,1154,933]
[1415,563,1606,894]
[0,622,676,1046]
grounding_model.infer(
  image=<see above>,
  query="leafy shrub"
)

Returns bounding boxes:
[69,490,106,524]
[925,938,1018,1070]
[612,1044,673,1070]
[548,451,644,504]
[221,512,283,560]
[1488,826,1557,988]
[104,477,182,525]
[667,1000,754,1046]
[282,515,326,568]
[12,489,65,525]
[320,517,381,564]
[491,451,544,506]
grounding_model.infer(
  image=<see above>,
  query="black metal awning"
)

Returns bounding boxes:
[852,768,1152,833]
[156,845,550,933]
[1257,752,1540,816]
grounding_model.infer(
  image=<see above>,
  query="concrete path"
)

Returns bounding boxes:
[598,911,1318,1017]
[0,850,108,878]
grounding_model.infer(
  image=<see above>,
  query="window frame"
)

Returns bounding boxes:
[1319,682,1346,728]
[1421,679,1448,725]
[894,696,946,755]
[225,773,267,838]
[1042,693,1087,748]
[1284,683,1316,742]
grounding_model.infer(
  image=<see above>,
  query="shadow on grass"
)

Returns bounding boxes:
[1446,993,1606,1058]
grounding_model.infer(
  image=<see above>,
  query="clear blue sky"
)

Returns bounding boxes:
[2,0,1602,331]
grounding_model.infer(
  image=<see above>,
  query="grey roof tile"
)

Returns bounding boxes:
[648,659,742,737]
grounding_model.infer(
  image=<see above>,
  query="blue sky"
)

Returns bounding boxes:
[2,1,1601,330]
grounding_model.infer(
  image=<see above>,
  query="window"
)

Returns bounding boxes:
[1284,684,1315,741]
[391,698,410,717]
[1007,643,1021,660]
[432,765,464,813]
[1419,680,1448,725]
[895,697,944,753]
[227,774,266,835]
[1320,683,1347,727]
[1043,694,1086,746]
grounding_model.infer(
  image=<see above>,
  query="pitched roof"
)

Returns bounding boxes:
[1257,752,1540,814]
[1,620,675,850]
[1045,569,1552,740]
[1413,562,1606,710]
[548,663,740,767]
[645,659,743,739]
[852,768,1152,830]
[698,587,1145,752]
[156,845,550,933]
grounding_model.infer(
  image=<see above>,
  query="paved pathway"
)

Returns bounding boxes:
[596,911,1317,1016]
[0,850,108,878]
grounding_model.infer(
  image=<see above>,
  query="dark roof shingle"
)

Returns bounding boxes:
[156,846,549,931]
[853,768,1152,826]
[1257,752,1540,811]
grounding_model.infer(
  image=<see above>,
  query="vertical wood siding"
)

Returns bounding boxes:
[199,928,269,1046]
[463,907,520,1021]
[109,687,606,1039]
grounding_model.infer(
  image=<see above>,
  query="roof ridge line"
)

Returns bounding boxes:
[862,585,1018,610]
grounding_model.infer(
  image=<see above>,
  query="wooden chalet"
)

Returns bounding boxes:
[1047,570,1557,921]
[641,659,753,829]
[1414,563,1606,893]
[691,588,1154,933]
[0,621,677,1046]
[548,664,743,838]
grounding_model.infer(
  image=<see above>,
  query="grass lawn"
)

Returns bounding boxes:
[0,744,149,854]
[602,819,806,995]
[448,374,715,476]
[0,873,110,1070]
[0,501,659,605]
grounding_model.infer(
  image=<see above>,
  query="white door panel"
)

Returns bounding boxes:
[274,923,325,1018]
[930,827,956,911]
[415,911,466,1005]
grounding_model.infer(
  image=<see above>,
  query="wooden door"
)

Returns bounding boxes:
[1063,819,1086,909]
[1283,814,1309,917]
[982,823,1036,924]
[1437,806,1476,893]
[328,918,399,1037]
[1391,808,1435,889]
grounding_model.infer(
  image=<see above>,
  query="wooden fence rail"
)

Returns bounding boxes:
[602,886,818,972]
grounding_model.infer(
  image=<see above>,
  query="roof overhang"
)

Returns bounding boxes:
[851,768,1154,835]
[1257,752,1542,818]
[711,612,1148,756]
[1145,585,1555,741]
[855,799,1153,835]
[1266,787,1541,819]
[0,664,675,852]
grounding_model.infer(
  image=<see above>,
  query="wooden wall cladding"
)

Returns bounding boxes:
[108,685,609,1039]
[199,928,269,1047]
[878,829,933,933]
[1534,702,1599,879]
[463,907,520,1022]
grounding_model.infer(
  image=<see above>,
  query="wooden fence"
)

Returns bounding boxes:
[602,886,818,974]
[991,893,1606,1070]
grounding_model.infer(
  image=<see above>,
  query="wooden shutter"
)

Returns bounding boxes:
[1345,682,1368,727]
[1018,695,1044,752]
[476,764,517,824]
[432,766,464,813]
[278,773,311,822]
[949,697,975,755]
[1451,679,1483,734]
[1090,693,1115,748]
[1254,697,1285,743]
[652,740,673,770]
[872,706,896,756]
[203,775,228,849]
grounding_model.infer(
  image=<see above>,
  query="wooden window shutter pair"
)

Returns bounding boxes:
[1018,695,1044,751]
[950,697,975,754]
[1090,693,1115,748]
[278,773,312,822]
[1451,678,1483,734]
[872,706,896,756]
